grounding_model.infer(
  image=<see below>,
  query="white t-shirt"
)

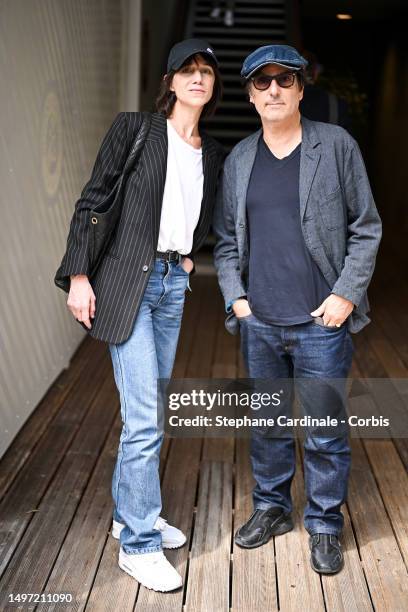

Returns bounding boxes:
[157,120,204,254]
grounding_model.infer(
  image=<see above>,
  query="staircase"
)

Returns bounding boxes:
[186,0,290,150]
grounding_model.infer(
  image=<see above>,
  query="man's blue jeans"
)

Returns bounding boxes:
[109,258,189,554]
[239,313,353,535]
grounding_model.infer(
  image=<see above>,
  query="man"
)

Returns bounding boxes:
[213,44,381,574]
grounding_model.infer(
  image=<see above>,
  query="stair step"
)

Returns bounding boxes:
[205,114,260,125]
[196,16,285,25]
[203,128,255,140]
[220,73,249,82]
[191,37,286,47]
[218,60,243,69]
[220,87,247,96]
[193,26,285,36]
[198,0,285,6]
[198,2,284,9]
[197,7,285,16]
[218,100,250,109]
[187,0,287,150]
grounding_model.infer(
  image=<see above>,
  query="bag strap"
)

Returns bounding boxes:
[122,111,151,176]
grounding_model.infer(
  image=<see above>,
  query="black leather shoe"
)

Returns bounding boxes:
[310,534,344,574]
[235,507,293,549]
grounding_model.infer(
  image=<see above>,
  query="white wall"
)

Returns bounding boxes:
[0,0,142,459]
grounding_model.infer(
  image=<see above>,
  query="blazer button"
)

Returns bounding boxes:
[142,265,149,272]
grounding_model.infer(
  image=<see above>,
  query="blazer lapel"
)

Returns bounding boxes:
[143,112,168,248]
[191,132,219,246]
[235,130,262,224]
[299,117,321,221]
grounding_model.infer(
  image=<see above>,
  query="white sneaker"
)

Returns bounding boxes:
[210,7,221,18]
[112,516,187,549]
[118,548,182,592]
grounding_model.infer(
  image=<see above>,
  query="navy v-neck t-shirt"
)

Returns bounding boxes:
[246,137,330,326]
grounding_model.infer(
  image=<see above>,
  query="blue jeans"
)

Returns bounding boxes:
[239,314,353,535]
[109,258,189,554]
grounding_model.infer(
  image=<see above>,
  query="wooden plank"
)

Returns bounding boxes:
[363,439,408,566]
[86,277,208,612]
[202,300,238,464]
[231,328,278,611]
[0,337,101,500]
[322,506,374,612]
[35,413,122,612]
[134,275,220,610]
[275,445,325,612]
[0,373,118,602]
[347,438,408,610]
[85,534,139,612]
[134,439,203,612]
[84,431,171,612]
[183,281,235,610]
[231,438,278,612]
[297,433,374,611]
[0,348,110,578]
[184,460,233,612]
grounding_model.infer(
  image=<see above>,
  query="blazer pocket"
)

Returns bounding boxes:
[318,187,344,231]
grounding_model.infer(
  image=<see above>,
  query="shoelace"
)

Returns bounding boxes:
[155,517,168,531]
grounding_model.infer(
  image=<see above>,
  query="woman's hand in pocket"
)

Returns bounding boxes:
[180,257,194,274]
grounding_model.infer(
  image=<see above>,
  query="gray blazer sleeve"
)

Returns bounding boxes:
[212,162,247,308]
[331,142,382,306]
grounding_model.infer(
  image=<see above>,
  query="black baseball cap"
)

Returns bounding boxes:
[167,38,218,72]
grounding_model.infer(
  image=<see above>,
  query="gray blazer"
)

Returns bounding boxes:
[213,116,382,335]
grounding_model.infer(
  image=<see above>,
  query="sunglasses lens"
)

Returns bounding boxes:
[277,73,295,87]
[252,72,296,90]
[253,75,272,90]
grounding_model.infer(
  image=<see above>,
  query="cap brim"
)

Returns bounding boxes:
[243,61,302,79]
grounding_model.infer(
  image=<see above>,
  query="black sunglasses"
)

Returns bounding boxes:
[251,71,297,90]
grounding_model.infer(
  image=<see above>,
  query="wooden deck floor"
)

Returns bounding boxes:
[1,249,408,611]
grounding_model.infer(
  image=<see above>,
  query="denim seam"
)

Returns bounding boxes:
[113,345,128,520]
[156,262,170,307]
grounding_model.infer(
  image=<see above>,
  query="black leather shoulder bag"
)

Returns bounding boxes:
[55,112,151,293]
[88,111,151,278]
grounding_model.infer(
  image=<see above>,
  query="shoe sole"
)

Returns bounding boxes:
[112,528,187,550]
[234,518,294,549]
[118,559,182,592]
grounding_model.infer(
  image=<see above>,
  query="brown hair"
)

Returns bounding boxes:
[156,53,223,118]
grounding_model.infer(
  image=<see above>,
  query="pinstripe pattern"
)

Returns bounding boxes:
[55,112,223,344]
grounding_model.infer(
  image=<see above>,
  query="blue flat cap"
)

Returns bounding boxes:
[241,44,308,79]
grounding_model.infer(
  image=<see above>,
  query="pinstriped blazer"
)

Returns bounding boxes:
[55,112,223,344]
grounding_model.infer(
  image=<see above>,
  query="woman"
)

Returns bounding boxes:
[55,38,223,592]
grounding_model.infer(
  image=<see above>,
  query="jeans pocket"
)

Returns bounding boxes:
[237,312,254,323]
[176,262,190,275]
[175,263,191,291]
[312,317,343,331]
